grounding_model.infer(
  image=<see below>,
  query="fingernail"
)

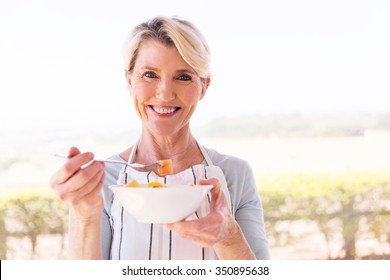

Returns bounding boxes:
[86,152,94,159]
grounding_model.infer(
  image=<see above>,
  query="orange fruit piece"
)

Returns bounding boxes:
[157,159,173,176]
[147,181,166,188]
[125,179,140,187]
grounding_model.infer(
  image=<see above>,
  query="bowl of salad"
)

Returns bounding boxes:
[109,180,212,224]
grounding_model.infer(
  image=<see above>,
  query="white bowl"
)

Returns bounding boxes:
[109,184,212,224]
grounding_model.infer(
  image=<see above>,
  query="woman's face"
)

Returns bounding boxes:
[126,40,209,136]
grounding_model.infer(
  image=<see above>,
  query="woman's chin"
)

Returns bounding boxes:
[145,125,172,135]
[145,123,189,138]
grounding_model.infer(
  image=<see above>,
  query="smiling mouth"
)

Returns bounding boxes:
[149,105,180,115]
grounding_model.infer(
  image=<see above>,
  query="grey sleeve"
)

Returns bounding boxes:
[232,162,271,259]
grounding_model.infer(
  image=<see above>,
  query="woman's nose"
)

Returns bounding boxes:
[156,79,175,101]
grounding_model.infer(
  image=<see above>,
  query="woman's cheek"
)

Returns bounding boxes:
[132,84,154,117]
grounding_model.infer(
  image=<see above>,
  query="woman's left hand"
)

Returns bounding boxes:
[166,177,233,246]
[166,177,255,259]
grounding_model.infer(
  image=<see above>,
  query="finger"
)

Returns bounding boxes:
[170,217,222,246]
[64,161,104,193]
[199,177,220,194]
[65,168,105,204]
[75,169,106,210]
[171,213,217,234]
[165,224,173,231]
[50,147,81,187]
[53,161,104,202]
[83,170,106,207]
[200,177,222,210]
[65,172,106,220]
[199,177,218,187]
[51,151,94,186]
[68,146,81,158]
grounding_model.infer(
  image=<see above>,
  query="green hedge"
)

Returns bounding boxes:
[0,189,68,259]
[258,170,390,259]
[1,171,390,259]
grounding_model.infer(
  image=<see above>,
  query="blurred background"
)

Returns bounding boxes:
[1,0,390,259]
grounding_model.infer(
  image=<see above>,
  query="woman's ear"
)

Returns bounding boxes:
[125,70,132,90]
[200,77,211,100]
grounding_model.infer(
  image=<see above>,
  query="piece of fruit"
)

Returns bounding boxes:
[157,159,173,176]
[125,179,140,187]
[147,181,166,188]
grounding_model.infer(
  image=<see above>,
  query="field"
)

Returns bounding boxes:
[199,134,390,173]
[203,135,390,259]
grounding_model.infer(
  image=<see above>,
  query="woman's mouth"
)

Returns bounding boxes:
[149,105,180,116]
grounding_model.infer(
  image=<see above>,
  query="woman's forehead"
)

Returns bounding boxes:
[135,40,193,71]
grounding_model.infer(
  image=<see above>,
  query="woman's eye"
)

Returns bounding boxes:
[177,74,192,81]
[143,71,158,79]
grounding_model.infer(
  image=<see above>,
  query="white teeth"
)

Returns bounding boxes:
[153,106,176,114]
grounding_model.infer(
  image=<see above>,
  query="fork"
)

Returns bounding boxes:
[52,154,161,172]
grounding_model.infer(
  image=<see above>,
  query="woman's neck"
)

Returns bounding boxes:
[134,126,204,174]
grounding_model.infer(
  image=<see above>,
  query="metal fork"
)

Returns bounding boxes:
[52,154,161,172]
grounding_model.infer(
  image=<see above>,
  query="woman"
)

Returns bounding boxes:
[50,16,270,260]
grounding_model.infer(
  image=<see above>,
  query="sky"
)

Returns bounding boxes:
[1,0,390,132]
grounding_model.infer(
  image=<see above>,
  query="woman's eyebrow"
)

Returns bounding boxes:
[139,66,196,75]
[176,68,196,74]
[140,66,160,71]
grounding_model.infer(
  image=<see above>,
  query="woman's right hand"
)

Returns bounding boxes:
[50,147,105,221]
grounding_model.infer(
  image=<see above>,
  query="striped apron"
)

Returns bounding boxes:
[108,142,231,260]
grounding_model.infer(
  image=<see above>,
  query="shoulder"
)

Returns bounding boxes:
[205,147,257,205]
[205,147,255,192]
[206,147,252,174]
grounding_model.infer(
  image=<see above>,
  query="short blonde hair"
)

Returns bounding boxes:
[123,16,210,79]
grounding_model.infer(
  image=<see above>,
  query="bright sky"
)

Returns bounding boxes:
[1,0,389,132]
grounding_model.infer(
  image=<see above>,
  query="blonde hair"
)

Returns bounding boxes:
[123,16,210,79]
